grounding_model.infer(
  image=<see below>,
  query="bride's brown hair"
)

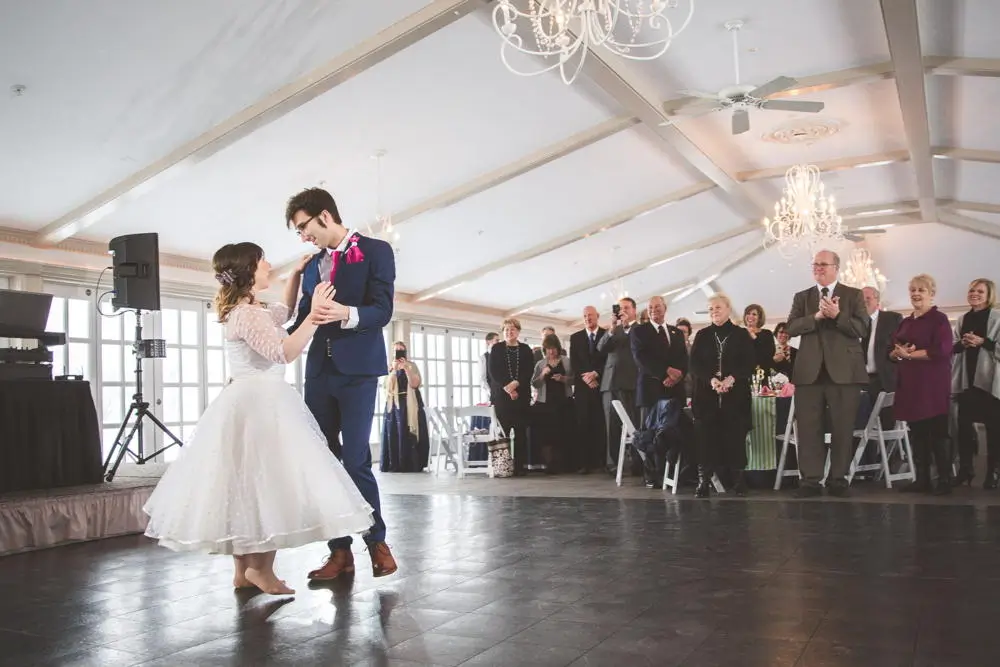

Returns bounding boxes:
[213,242,264,322]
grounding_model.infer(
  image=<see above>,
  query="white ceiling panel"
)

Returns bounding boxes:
[673,80,909,174]
[540,233,758,321]
[628,0,889,102]
[929,76,1000,152]
[444,191,745,308]
[0,0,434,229]
[392,127,704,293]
[952,161,1000,205]
[919,0,998,58]
[83,16,628,259]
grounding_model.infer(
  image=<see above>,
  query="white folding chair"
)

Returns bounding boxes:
[454,405,494,478]
[612,400,682,494]
[774,396,832,490]
[427,407,459,476]
[847,392,915,488]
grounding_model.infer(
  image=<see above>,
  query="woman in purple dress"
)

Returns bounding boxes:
[890,274,954,495]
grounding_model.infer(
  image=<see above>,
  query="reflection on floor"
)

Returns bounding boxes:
[1,478,999,666]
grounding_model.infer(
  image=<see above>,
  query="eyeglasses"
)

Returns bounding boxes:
[811,263,837,269]
[293,215,318,235]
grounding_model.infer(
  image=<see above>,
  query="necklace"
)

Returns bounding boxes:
[505,345,520,383]
[713,330,730,379]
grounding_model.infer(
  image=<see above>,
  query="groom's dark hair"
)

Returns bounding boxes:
[286,188,342,228]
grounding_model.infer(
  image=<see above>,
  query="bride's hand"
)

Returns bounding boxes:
[310,282,338,324]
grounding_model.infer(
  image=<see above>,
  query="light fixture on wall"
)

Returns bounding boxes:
[368,150,400,253]
[761,164,844,258]
[492,0,696,85]
[841,246,888,293]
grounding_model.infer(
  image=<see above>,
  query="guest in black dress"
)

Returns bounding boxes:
[380,342,430,472]
[690,294,756,497]
[531,333,574,473]
[771,321,797,377]
[489,318,535,475]
[743,303,776,373]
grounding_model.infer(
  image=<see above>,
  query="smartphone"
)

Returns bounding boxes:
[394,349,406,360]
[612,304,621,318]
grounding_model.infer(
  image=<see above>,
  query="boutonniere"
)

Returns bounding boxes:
[344,233,365,264]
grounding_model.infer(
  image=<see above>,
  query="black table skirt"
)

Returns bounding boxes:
[0,380,103,494]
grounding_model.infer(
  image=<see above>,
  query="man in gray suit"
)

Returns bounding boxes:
[597,297,639,473]
[786,249,870,497]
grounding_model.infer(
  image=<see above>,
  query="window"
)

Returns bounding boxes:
[410,327,448,412]
[45,291,94,380]
[98,309,140,460]
[158,301,202,461]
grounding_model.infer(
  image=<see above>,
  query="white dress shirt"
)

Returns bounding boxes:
[317,228,360,329]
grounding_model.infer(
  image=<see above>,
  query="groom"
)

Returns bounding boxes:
[286,187,398,579]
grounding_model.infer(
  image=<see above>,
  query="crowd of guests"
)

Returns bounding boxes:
[470,249,999,498]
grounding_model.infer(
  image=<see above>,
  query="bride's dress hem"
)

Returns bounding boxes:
[144,509,375,556]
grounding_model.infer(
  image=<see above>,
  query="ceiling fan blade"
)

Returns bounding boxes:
[748,76,797,99]
[678,89,719,99]
[732,109,750,135]
[844,233,863,242]
[761,99,825,113]
[851,228,888,235]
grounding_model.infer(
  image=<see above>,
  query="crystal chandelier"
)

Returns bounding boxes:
[761,164,844,259]
[367,150,400,253]
[841,247,888,293]
[492,0,696,85]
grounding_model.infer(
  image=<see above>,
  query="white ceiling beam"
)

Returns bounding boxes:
[505,224,760,317]
[937,211,1000,241]
[737,150,911,183]
[932,147,1000,164]
[924,56,1000,77]
[839,200,921,221]
[34,0,484,245]
[940,200,1000,215]
[880,0,936,222]
[412,181,714,301]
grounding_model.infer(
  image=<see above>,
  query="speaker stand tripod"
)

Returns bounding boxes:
[103,310,184,482]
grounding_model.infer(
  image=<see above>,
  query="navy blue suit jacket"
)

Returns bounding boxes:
[289,233,395,378]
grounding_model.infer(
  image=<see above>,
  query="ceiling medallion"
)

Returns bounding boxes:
[761,118,845,145]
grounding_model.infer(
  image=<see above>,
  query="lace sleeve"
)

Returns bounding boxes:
[267,302,290,326]
[229,305,288,364]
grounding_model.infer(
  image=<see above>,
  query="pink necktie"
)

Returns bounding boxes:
[328,250,340,283]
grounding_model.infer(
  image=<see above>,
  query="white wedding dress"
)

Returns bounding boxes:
[143,302,374,555]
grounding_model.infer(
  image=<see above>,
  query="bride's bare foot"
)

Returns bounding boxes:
[233,555,254,589]
[245,568,295,595]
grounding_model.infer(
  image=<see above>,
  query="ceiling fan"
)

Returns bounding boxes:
[663,20,825,135]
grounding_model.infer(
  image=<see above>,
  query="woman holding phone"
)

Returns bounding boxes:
[380,341,430,472]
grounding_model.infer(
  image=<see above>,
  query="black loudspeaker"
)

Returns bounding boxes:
[109,233,161,312]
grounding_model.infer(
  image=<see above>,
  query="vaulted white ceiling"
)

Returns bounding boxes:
[1,0,998,328]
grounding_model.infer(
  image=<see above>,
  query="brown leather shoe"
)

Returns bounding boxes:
[368,542,398,578]
[307,548,355,581]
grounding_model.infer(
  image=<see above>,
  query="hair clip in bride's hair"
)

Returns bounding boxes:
[215,269,235,286]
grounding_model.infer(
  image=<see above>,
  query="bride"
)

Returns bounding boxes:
[143,242,374,594]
